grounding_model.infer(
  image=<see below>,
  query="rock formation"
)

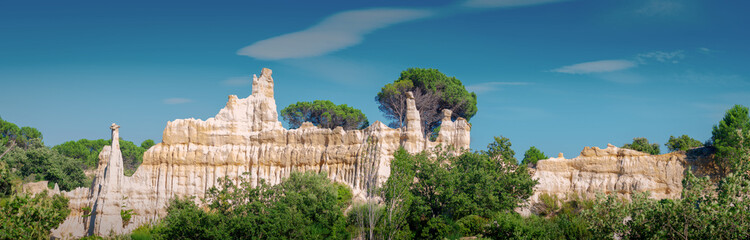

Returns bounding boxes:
[523,144,714,215]
[48,68,471,238]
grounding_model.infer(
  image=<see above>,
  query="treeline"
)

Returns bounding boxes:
[0,116,156,239]
[1,116,155,192]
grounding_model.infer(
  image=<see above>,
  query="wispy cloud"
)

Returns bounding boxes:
[463,0,568,8]
[222,76,251,86]
[239,0,572,61]
[551,60,637,74]
[237,8,434,60]
[636,0,686,17]
[698,47,713,54]
[637,50,685,63]
[163,98,193,104]
[466,81,530,93]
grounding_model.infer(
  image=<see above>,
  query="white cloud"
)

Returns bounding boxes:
[551,60,637,74]
[637,50,685,63]
[636,0,685,17]
[222,76,251,86]
[163,98,193,104]
[237,8,433,60]
[463,0,568,8]
[698,47,712,54]
[466,81,530,93]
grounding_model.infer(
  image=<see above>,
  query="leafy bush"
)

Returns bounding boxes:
[157,171,350,240]
[665,134,702,152]
[3,141,86,191]
[622,137,660,155]
[121,209,134,226]
[522,146,548,166]
[0,191,70,239]
[281,100,369,130]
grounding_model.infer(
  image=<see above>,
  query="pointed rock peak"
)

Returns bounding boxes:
[607,143,615,148]
[226,95,239,109]
[252,68,275,98]
[110,123,120,148]
[406,91,414,99]
[442,109,453,119]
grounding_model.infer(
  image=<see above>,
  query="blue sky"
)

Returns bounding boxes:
[1,0,749,159]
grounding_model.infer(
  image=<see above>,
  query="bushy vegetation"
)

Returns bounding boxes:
[53,138,153,176]
[281,100,369,130]
[665,134,703,152]
[522,146,548,166]
[0,190,70,239]
[154,171,350,239]
[622,137,661,155]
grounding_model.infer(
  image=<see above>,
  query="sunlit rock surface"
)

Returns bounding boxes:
[48,68,471,238]
[522,144,715,215]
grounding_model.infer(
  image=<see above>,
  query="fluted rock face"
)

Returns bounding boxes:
[523,144,713,215]
[50,68,471,238]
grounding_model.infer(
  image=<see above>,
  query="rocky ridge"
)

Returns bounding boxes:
[524,144,714,214]
[47,68,471,238]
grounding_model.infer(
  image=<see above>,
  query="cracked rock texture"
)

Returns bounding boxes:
[522,144,714,215]
[47,68,471,238]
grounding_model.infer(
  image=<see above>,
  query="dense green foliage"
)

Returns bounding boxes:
[484,136,516,163]
[622,137,660,155]
[156,171,350,239]
[0,191,70,239]
[365,138,538,239]
[375,68,477,135]
[53,138,151,175]
[281,100,369,130]
[711,104,750,172]
[522,146,548,166]
[0,161,12,197]
[140,139,155,150]
[665,134,703,152]
[3,140,87,191]
[1,116,43,149]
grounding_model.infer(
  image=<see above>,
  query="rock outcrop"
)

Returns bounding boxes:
[49,68,471,238]
[523,144,714,214]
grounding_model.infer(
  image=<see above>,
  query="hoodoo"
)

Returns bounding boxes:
[48,68,471,238]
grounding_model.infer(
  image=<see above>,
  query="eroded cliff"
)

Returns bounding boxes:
[523,144,714,215]
[49,68,471,238]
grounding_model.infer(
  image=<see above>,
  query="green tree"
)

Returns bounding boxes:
[405,142,536,239]
[52,139,110,168]
[1,117,43,151]
[53,138,147,175]
[522,146,548,166]
[375,68,477,135]
[140,139,156,149]
[3,141,87,191]
[381,148,416,240]
[0,161,12,197]
[665,134,702,152]
[159,171,350,240]
[622,137,660,155]
[281,100,369,130]
[484,136,516,163]
[0,191,70,239]
[711,104,750,172]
